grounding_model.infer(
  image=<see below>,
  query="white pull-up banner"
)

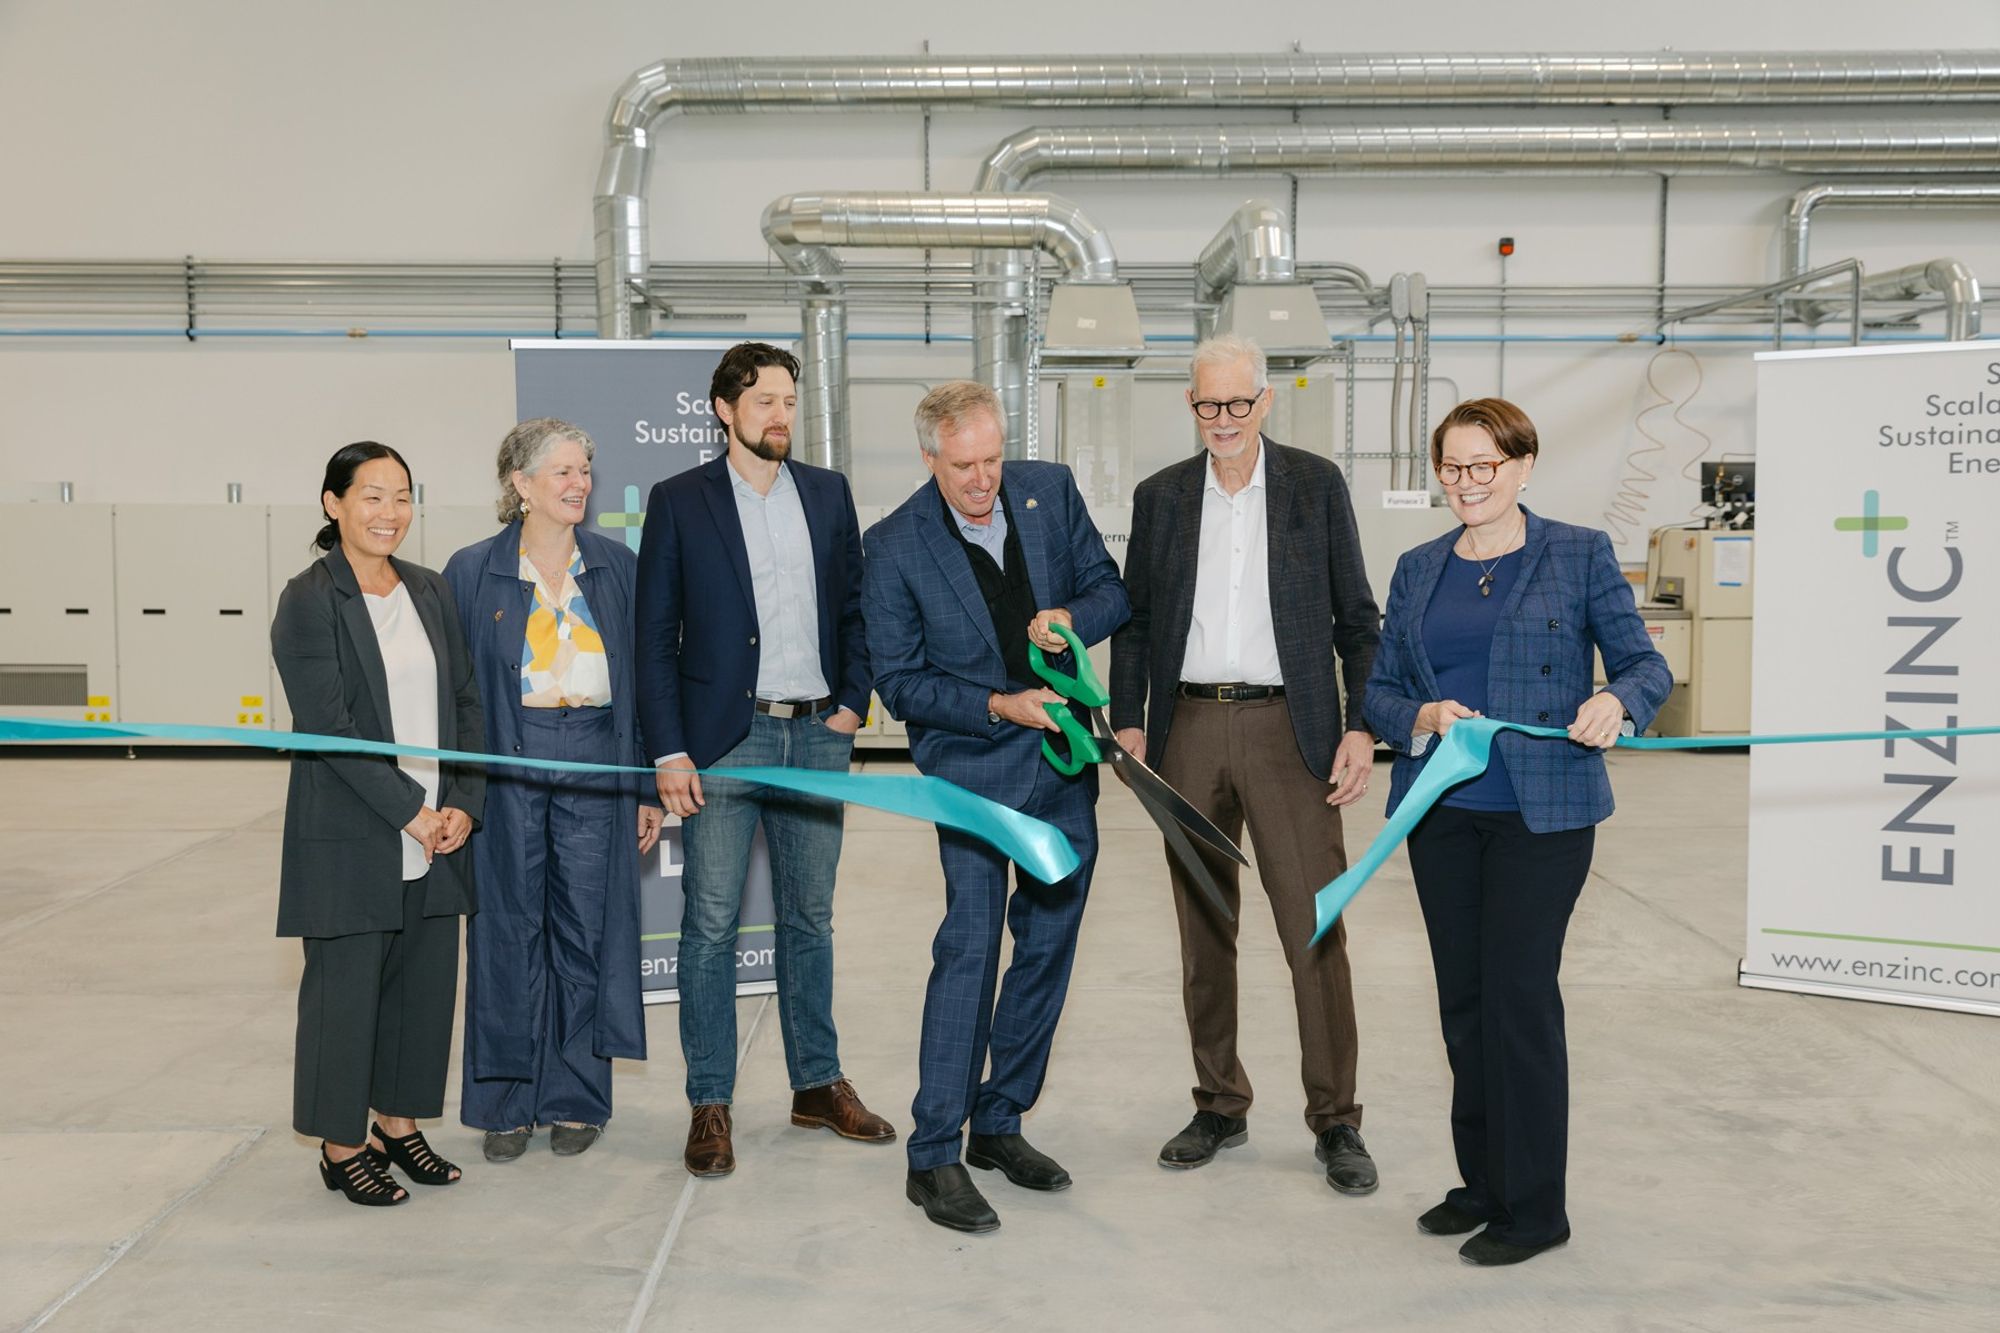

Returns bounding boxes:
[1746,341,2000,1015]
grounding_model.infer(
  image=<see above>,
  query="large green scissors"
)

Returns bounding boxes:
[1028,622,1247,920]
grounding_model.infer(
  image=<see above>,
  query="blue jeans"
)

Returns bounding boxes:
[677,708,852,1106]
[461,706,618,1131]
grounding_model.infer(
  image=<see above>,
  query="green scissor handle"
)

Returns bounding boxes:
[1027,621,1108,775]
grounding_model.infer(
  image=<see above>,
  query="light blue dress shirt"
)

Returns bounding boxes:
[950,490,1009,571]
[730,459,831,702]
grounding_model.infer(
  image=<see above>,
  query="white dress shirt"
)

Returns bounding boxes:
[1180,443,1283,686]
[364,582,441,881]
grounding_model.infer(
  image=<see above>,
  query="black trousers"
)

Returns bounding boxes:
[294,877,461,1146]
[1406,805,1595,1247]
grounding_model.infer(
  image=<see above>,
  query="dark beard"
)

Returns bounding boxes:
[736,424,791,462]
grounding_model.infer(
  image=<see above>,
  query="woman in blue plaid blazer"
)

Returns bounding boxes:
[1363,398,1671,1267]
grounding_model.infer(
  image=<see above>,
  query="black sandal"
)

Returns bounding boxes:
[320,1144,408,1206]
[367,1121,462,1185]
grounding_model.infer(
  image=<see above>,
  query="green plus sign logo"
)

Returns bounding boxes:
[596,484,646,552]
[1832,490,1909,558]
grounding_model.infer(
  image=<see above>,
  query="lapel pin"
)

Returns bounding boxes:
[494,610,505,622]
[1026,498,1038,509]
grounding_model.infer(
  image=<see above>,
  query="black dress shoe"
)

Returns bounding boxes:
[1313,1123,1379,1195]
[1417,1200,1487,1236]
[966,1133,1072,1191]
[1459,1228,1570,1266]
[906,1164,1001,1233]
[1158,1111,1248,1168]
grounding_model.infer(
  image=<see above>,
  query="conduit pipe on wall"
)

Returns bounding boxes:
[760,192,1119,471]
[596,51,2000,340]
[1193,200,1295,342]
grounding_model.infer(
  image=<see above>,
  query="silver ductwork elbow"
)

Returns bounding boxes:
[761,192,1121,466]
[1193,200,1296,342]
[1798,257,1984,340]
[1783,180,2000,276]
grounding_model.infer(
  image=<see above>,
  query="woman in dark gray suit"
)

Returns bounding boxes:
[271,442,485,1206]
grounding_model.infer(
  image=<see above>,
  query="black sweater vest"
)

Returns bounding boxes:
[946,489,1036,691]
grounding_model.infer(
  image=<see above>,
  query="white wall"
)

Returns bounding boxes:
[5,0,2000,560]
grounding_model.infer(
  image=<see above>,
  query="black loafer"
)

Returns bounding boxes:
[907,1164,1001,1233]
[1313,1123,1378,1195]
[483,1127,532,1163]
[966,1133,1072,1191]
[1459,1228,1570,1266]
[1158,1111,1248,1169]
[549,1122,602,1157]
[1417,1200,1487,1236]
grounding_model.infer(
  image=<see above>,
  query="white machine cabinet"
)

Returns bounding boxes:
[113,504,272,728]
[0,503,119,720]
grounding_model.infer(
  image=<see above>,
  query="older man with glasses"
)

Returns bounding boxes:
[1109,333,1384,1196]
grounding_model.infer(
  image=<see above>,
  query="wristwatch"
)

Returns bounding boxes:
[987,708,1002,727]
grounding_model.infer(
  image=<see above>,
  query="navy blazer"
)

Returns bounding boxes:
[443,522,652,1068]
[862,461,1130,808]
[1362,510,1673,834]
[634,456,871,769]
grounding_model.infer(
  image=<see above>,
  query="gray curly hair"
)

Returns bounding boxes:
[496,417,595,523]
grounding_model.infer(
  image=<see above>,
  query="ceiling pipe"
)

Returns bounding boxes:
[1193,200,1295,343]
[596,51,2000,340]
[761,192,1120,470]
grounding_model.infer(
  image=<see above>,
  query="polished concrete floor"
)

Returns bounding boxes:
[4,747,1999,1332]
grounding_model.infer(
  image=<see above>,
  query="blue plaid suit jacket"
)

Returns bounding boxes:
[862,462,1130,809]
[1362,509,1672,834]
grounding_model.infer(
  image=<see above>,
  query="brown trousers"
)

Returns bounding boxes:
[1156,694,1362,1133]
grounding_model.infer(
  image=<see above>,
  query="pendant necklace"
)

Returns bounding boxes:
[1466,513,1523,598]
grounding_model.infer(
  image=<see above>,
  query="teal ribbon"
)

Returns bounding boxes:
[0,717,1081,885]
[1310,717,2000,944]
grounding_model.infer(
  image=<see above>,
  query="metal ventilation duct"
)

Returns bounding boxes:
[974,122,2000,192]
[1796,258,1984,340]
[596,51,2000,338]
[760,192,1122,470]
[1783,180,2000,274]
[967,119,2000,444]
[1194,200,1296,342]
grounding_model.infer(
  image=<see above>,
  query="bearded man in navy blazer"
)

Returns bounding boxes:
[863,380,1129,1234]
[636,342,894,1180]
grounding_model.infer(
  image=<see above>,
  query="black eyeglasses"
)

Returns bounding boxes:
[1436,459,1510,486]
[1190,397,1260,421]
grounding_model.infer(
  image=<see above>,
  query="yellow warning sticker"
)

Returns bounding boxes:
[1295,376,1310,390]
[1093,376,1106,389]
[88,695,109,707]
[241,695,263,707]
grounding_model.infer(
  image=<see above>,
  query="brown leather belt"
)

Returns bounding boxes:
[1177,682,1285,702]
[754,695,833,719]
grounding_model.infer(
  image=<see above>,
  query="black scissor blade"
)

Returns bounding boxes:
[1094,724,1250,866]
[1127,776,1237,923]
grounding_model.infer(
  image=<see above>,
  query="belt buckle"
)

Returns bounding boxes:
[1217,684,1239,702]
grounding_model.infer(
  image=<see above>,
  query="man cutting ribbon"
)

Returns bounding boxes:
[861,379,1129,1235]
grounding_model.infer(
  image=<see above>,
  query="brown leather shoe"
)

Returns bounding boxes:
[684,1103,734,1177]
[790,1078,897,1143]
